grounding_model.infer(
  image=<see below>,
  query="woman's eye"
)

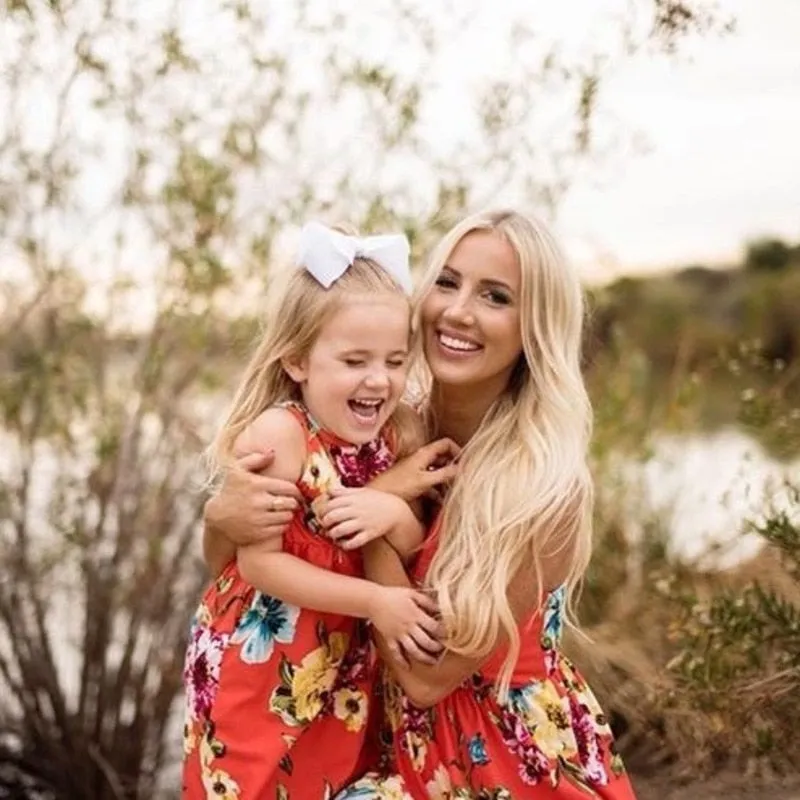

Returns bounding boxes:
[435,276,458,289]
[486,290,511,306]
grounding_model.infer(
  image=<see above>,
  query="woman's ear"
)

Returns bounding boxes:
[281,355,308,384]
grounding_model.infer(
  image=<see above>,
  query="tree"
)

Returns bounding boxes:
[0,1,728,796]
[745,238,793,272]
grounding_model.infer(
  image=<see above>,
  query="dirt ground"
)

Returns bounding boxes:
[631,773,800,799]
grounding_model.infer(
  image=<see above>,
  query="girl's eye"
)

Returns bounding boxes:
[344,359,365,367]
[387,359,407,369]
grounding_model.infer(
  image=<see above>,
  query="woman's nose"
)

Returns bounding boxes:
[441,292,476,326]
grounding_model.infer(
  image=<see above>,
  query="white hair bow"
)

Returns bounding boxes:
[297,221,412,295]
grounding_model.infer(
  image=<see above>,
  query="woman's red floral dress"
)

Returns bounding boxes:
[182,402,395,800]
[337,522,638,799]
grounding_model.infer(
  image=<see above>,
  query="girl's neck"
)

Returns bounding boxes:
[428,382,498,447]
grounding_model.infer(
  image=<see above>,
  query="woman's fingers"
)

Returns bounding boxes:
[258,475,302,500]
[400,633,438,665]
[259,494,299,514]
[266,510,294,526]
[235,450,276,472]
[413,591,439,616]
[416,612,446,643]
[408,624,442,655]
[387,639,410,669]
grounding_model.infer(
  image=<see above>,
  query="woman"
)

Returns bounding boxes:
[204,209,637,798]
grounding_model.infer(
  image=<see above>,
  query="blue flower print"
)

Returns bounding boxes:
[468,732,490,766]
[231,592,300,664]
[540,584,565,650]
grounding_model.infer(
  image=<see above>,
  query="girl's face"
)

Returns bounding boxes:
[420,230,523,399]
[285,294,411,444]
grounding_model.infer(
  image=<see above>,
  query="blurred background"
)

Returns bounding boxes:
[1,1,798,798]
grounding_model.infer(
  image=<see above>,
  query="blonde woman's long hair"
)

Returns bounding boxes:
[416,209,593,698]
[209,248,414,477]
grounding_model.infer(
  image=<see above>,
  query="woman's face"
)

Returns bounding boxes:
[420,229,523,397]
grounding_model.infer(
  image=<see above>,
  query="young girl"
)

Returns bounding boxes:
[181,223,441,800]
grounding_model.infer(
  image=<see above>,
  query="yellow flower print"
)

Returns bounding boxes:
[304,450,340,494]
[403,730,427,773]
[183,721,197,757]
[425,764,453,800]
[202,767,241,800]
[382,675,404,730]
[195,602,212,627]
[510,681,577,759]
[333,688,368,732]
[291,632,349,722]
[376,775,414,800]
[198,730,241,799]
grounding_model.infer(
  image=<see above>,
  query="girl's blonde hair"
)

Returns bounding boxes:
[210,238,414,475]
[415,209,593,698]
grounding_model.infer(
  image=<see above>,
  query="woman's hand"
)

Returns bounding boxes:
[320,487,420,552]
[368,438,461,502]
[205,451,302,548]
[367,586,444,666]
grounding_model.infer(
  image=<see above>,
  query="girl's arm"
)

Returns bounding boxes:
[239,543,441,658]
[320,487,426,560]
[230,409,441,657]
[201,426,302,577]
[362,540,538,709]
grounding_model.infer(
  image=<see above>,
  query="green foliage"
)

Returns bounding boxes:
[661,485,800,768]
[745,238,794,273]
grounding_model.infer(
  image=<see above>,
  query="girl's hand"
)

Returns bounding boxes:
[368,438,461,502]
[320,488,417,551]
[367,586,444,666]
[206,451,302,547]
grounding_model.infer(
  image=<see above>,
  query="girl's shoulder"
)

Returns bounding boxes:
[232,404,308,464]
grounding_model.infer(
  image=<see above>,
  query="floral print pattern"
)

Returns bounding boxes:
[230,591,300,664]
[334,527,637,800]
[182,401,397,799]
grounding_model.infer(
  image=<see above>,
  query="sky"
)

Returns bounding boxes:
[553,0,800,279]
[2,0,799,293]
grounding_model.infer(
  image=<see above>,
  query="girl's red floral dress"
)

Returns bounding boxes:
[182,402,396,800]
[337,520,638,800]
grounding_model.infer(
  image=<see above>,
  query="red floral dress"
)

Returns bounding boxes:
[337,520,638,799]
[182,402,395,800]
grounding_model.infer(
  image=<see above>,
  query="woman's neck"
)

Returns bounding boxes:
[428,382,498,446]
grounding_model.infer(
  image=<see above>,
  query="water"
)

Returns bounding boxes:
[613,428,799,570]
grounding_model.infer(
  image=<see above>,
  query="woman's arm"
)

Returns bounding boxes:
[362,540,538,709]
